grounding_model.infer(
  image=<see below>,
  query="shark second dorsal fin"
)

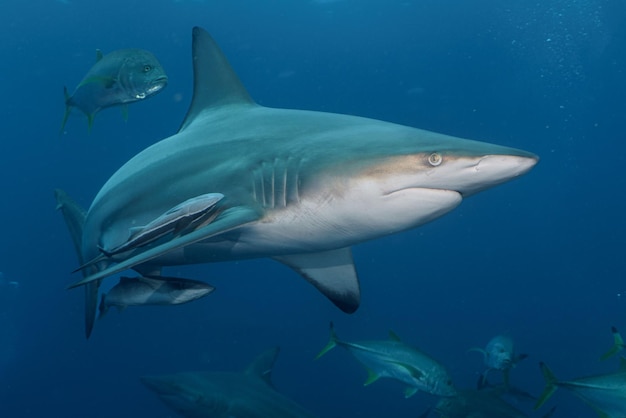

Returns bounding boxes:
[178,27,255,133]
[245,347,280,387]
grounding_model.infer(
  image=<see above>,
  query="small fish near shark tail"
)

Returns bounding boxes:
[315,321,340,360]
[534,362,559,411]
[600,326,625,361]
[54,189,99,338]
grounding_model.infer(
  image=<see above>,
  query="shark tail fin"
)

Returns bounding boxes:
[534,362,559,410]
[54,189,99,339]
[245,347,280,387]
[315,321,339,360]
[600,326,624,361]
[60,87,72,135]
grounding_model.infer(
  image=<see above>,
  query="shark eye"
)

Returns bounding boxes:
[428,152,442,166]
[143,65,153,73]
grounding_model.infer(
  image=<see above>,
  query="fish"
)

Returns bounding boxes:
[56,27,538,338]
[61,48,168,132]
[98,275,215,317]
[316,322,456,398]
[600,326,625,361]
[141,347,318,418]
[471,334,528,388]
[534,359,626,417]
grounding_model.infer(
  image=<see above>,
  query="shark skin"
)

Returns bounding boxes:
[141,347,318,418]
[59,27,538,337]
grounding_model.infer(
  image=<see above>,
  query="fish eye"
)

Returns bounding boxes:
[143,65,152,72]
[427,152,442,166]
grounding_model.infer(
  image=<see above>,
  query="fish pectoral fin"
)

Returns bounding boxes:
[403,386,419,398]
[391,361,423,380]
[364,368,380,386]
[273,247,360,314]
[67,206,260,289]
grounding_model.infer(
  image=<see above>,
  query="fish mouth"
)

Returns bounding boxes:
[147,76,168,94]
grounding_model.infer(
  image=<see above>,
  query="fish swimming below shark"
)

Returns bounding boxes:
[141,347,318,418]
[316,322,457,398]
[99,275,215,317]
[470,334,528,388]
[56,27,538,338]
[61,48,168,133]
[534,358,626,417]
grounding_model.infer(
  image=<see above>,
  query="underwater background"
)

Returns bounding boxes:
[1,0,626,416]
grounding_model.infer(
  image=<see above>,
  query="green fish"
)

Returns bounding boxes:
[535,358,626,418]
[316,322,456,398]
[61,48,167,133]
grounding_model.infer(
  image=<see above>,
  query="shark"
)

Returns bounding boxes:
[141,347,318,418]
[56,27,538,338]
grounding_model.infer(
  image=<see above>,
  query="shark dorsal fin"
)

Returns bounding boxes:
[178,27,255,132]
[245,347,280,387]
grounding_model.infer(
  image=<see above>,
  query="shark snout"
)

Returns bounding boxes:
[459,152,538,197]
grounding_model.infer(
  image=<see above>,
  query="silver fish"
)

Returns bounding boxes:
[470,334,527,387]
[100,192,224,257]
[61,48,168,132]
[316,322,456,398]
[99,275,214,317]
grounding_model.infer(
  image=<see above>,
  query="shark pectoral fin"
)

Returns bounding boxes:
[54,189,87,262]
[245,347,280,387]
[273,247,360,314]
[67,206,259,289]
[364,368,380,386]
[404,386,419,398]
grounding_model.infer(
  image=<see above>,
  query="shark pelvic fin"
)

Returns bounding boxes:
[273,247,361,314]
[68,206,260,288]
[178,27,255,133]
[245,347,280,387]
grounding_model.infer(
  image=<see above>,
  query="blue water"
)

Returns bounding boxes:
[1,0,625,416]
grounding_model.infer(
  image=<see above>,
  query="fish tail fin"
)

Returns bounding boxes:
[600,326,624,360]
[60,86,72,135]
[534,362,558,410]
[315,321,339,360]
[54,189,99,338]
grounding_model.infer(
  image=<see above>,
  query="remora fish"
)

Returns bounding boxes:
[99,275,215,317]
[534,359,626,417]
[57,27,538,338]
[470,334,528,387]
[316,322,456,398]
[61,48,168,132]
[141,347,318,418]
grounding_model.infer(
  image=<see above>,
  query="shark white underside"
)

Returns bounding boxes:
[57,27,538,337]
